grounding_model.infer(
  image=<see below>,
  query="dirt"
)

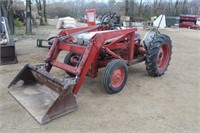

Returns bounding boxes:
[0,20,200,132]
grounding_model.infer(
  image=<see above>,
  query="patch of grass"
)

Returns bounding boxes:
[14,19,24,29]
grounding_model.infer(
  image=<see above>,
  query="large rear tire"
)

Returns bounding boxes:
[103,59,128,94]
[145,34,172,77]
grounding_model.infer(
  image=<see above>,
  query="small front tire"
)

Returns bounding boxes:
[64,52,78,77]
[103,59,128,94]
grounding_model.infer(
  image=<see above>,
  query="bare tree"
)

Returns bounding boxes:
[173,0,179,15]
[44,0,200,21]
[26,0,32,34]
[190,0,200,14]
[43,0,47,23]
[181,0,188,14]
[35,0,44,25]
[125,0,128,16]
[0,0,14,34]
[137,0,143,16]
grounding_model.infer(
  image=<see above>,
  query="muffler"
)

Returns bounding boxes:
[8,64,77,124]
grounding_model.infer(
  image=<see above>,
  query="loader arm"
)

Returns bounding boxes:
[45,28,137,94]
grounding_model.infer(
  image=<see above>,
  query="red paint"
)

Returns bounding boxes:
[44,26,145,94]
[111,67,125,88]
[191,24,200,29]
[86,9,96,27]
[157,43,170,70]
[179,22,195,28]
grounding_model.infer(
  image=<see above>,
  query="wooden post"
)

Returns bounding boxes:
[26,0,32,34]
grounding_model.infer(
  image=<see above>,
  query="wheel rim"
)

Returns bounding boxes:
[111,67,125,88]
[70,56,78,66]
[157,43,170,70]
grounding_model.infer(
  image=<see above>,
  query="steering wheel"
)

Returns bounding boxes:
[100,12,116,30]
[47,36,57,45]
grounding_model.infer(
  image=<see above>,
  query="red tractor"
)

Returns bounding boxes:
[8,12,172,124]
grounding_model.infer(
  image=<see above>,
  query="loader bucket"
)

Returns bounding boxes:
[8,64,77,124]
[0,44,18,65]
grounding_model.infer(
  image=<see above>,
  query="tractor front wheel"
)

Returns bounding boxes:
[103,59,128,94]
[145,34,172,77]
[64,52,78,77]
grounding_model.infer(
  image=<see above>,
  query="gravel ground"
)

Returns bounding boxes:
[0,21,200,132]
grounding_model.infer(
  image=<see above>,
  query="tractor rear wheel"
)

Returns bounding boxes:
[103,59,128,94]
[145,34,172,77]
[64,52,78,77]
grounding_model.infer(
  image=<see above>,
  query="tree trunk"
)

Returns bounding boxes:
[138,0,143,16]
[125,0,129,16]
[36,0,44,25]
[31,14,37,26]
[26,0,32,34]
[43,0,47,23]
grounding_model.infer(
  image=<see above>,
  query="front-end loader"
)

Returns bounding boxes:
[8,12,172,124]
